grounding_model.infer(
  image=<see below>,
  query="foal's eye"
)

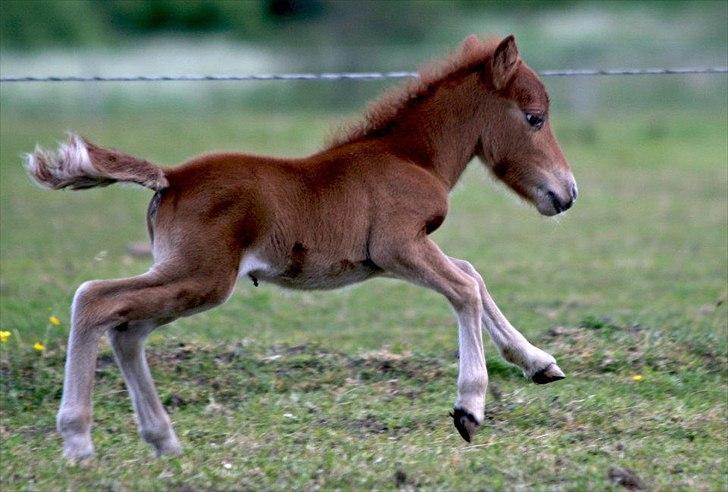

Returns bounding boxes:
[524,112,545,130]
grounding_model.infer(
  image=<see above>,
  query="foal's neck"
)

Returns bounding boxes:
[384,74,487,189]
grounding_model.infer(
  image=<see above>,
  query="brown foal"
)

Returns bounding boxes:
[26,35,577,460]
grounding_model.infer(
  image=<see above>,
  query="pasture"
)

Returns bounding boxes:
[0,104,726,490]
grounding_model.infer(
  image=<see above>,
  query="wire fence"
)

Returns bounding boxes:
[1,67,726,83]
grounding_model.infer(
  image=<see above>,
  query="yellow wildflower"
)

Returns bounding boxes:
[49,316,61,326]
[0,331,10,343]
[631,374,643,382]
[33,342,45,352]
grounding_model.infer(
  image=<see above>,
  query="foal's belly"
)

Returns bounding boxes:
[239,252,381,290]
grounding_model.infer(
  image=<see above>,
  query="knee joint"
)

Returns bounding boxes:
[72,280,118,330]
[73,280,98,306]
[72,280,107,316]
[453,278,481,311]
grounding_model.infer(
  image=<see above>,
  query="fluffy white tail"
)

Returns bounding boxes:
[25,134,168,191]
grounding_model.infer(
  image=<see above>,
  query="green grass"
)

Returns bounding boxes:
[0,105,726,491]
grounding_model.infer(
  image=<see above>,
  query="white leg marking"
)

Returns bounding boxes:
[57,281,104,460]
[376,239,488,441]
[452,280,488,421]
[109,322,181,456]
[450,258,560,378]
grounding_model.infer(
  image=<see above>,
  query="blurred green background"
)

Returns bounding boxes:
[1,0,726,116]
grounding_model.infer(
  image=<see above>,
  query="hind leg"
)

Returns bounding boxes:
[57,266,237,459]
[57,289,105,460]
[108,321,181,456]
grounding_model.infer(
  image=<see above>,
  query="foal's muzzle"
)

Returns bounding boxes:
[538,179,578,216]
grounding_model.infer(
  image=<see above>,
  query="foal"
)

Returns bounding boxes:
[26,35,577,459]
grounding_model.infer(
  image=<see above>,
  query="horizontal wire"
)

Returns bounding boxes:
[0,72,417,82]
[1,67,727,83]
[539,67,728,76]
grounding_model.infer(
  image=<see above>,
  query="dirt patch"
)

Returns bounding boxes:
[354,414,389,435]
[608,467,648,491]
[348,349,447,382]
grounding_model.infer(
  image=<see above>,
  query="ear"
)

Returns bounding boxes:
[491,35,520,90]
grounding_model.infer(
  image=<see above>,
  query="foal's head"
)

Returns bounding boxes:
[478,35,577,216]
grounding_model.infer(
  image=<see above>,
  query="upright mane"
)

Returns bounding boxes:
[326,36,501,149]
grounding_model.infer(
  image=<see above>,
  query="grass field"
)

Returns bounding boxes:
[1,104,726,491]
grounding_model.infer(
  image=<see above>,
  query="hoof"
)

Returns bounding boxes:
[449,407,480,443]
[151,437,183,457]
[63,444,95,462]
[155,444,183,458]
[532,363,566,384]
[62,433,95,462]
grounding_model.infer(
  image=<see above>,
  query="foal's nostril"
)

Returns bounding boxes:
[570,183,578,201]
[546,190,563,213]
[546,189,573,214]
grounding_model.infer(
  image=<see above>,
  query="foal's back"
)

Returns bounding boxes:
[157,144,414,290]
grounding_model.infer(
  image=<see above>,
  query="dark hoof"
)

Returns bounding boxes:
[449,407,480,443]
[532,363,566,384]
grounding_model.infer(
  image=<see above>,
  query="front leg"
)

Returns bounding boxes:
[374,238,487,442]
[449,258,565,383]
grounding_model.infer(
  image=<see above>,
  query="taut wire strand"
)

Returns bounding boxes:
[1,67,727,83]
